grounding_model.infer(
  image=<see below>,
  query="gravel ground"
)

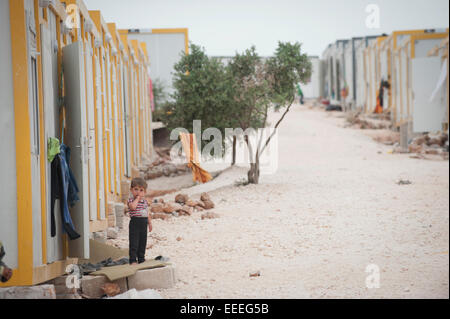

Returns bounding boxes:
[112,102,449,299]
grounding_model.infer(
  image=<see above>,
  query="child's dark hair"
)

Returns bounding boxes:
[131,177,147,189]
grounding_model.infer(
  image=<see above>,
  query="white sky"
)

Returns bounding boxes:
[84,0,449,57]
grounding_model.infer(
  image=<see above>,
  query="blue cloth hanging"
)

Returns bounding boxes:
[50,143,80,240]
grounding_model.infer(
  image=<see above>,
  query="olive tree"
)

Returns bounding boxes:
[229,42,312,184]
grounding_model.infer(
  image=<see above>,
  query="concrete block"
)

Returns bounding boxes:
[0,285,56,299]
[127,265,176,290]
[45,275,69,286]
[81,275,127,299]
[108,216,116,228]
[107,201,117,228]
[400,122,408,151]
[53,283,78,296]
[131,166,140,179]
[107,227,118,239]
[115,203,125,229]
[107,201,115,215]
[93,231,107,244]
[121,181,131,201]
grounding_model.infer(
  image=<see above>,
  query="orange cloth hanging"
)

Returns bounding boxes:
[375,89,383,114]
[179,133,212,184]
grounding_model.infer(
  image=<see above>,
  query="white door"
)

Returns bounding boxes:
[394,54,402,123]
[62,41,90,259]
[412,57,447,133]
[95,56,106,220]
[130,67,137,165]
[112,63,121,192]
[106,53,115,193]
[101,49,110,195]
[84,38,98,221]
[122,63,132,177]
[400,49,409,121]
[41,23,63,263]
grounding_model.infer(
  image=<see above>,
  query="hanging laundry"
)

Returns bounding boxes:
[375,80,390,114]
[50,143,80,240]
[47,137,61,163]
[179,133,212,184]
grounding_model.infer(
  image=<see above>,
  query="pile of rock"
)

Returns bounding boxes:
[408,132,449,156]
[131,147,189,181]
[345,111,392,130]
[372,131,400,146]
[151,192,215,220]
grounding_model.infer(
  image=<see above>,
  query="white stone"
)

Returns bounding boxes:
[127,265,177,290]
[115,203,126,229]
[0,285,56,299]
[108,288,162,299]
[93,231,107,244]
[107,227,119,239]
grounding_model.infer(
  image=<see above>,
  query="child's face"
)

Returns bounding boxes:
[131,186,146,198]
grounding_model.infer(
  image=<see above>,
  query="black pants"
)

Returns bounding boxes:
[129,218,148,264]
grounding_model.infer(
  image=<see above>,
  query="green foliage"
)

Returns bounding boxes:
[151,78,168,122]
[152,78,167,110]
[228,46,268,130]
[266,42,312,108]
[160,41,312,167]
[160,44,236,156]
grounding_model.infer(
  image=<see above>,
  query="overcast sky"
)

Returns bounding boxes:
[84,0,449,57]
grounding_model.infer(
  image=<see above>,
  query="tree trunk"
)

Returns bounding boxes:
[231,136,237,166]
[247,158,260,184]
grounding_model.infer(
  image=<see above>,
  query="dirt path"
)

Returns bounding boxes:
[125,103,449,298]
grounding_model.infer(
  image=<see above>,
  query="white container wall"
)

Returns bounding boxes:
[127,29,188,100]
[302,57,323,99]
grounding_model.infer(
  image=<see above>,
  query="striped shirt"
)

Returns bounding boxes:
[127,197,149,218]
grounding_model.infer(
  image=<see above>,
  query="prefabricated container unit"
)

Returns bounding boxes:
[378,38,391,114]
[322,40,349,104]
[334,40,349,104]
[342,36,379,110]
[354,36,379,111]
[0,0,153,288]
[427,37,449,132]
[1,0,77,287]
[363,36,387,114]
[383,29,448,126]
[302,56,323,99]
[90,12,153,196]
[126,28,189,101]
[59,0,112,261]
[342,40,355,108]
[396,32,449,134]
[322,44,334,100]
[106,23,153,214]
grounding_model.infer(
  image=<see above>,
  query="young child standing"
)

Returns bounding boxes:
[127,178,152,265]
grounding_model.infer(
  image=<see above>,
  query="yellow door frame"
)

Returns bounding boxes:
[4,0,34,287]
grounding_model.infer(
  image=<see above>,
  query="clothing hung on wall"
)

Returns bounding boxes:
[50,143,81,240]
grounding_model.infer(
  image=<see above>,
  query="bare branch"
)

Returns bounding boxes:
[259,97,294,156]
